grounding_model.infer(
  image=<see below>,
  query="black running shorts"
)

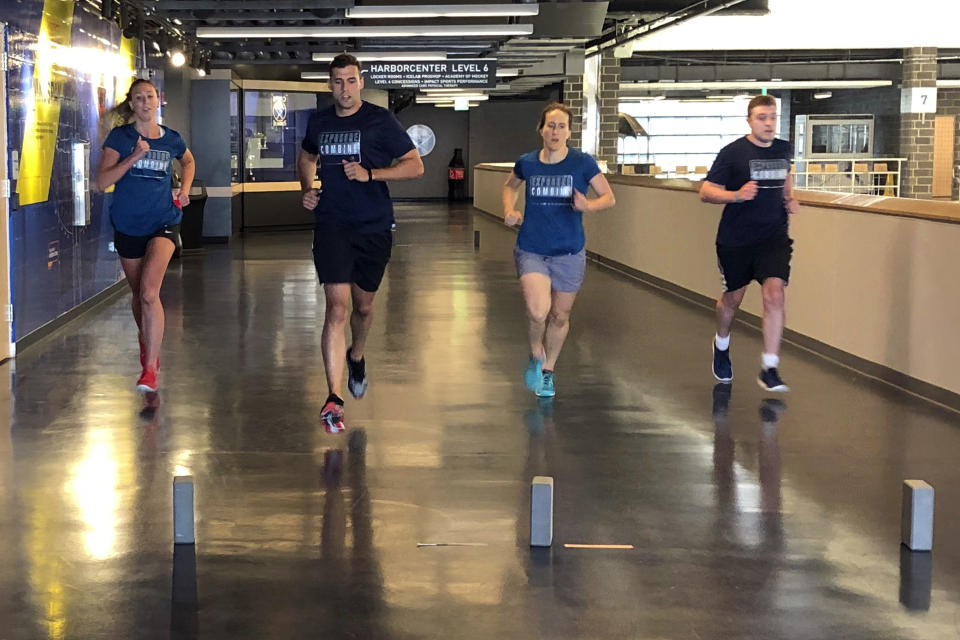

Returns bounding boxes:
[716,233,792,292]
[114,225,181,259]
[312,222,393,292]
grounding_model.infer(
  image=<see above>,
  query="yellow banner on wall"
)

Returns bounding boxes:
[17,0,76,205]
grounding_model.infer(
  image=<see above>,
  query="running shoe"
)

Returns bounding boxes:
[524,357,544,393]
[537,371,556,397]
[321,399,346,434]
[346,347,368,399]
[712,343,732,382]
[757,367,789,393]
[137,366,158,393]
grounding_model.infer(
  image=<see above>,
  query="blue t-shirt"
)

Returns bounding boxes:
[706,136,793,247]
[103,123,186,236]
[301,101,415,233]
[513,148,600,256]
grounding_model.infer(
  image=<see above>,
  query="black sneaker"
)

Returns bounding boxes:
[757,367,789,393]
[346,347,368,399]
[712,343,732,382]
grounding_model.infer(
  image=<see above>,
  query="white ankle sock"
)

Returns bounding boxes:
[715,334,730,351]
[761,353,779,370]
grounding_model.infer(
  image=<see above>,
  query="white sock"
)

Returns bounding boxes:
[715,334,730,351]
[761,353,779,370]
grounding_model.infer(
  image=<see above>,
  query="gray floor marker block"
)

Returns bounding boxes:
[901,479,933,551]
[531,476,554,547]
[174,476,196,545]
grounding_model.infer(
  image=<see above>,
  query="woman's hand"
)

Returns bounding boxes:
[131,136,150,163]
[173,188,190,207]
[572,190,591,213]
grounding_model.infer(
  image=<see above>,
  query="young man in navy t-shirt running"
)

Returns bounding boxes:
[298,53,424,433]
[699,95,800,392]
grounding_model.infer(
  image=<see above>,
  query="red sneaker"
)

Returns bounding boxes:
[320,400,346,434]
[137,366,159,393]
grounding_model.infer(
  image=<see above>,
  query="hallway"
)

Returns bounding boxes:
[0,203,958,639]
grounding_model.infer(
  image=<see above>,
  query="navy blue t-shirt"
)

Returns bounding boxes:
[301,102,415,233]
[706,136,793,247]
[513,148,601,256]
[103,124,186,236]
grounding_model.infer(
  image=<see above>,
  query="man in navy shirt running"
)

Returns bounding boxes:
[700,95,799,393]
[299,53,423,433]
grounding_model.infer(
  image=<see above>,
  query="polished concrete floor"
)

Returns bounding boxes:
[1,203,959,639]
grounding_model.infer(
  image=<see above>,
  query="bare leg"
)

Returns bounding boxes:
[348,284,377,361]
[760,277,786,357]
[520,273,552,361]
[543,290,577,371]
[125,237,175,369]
[716,286,747,339]
[322,283,352,398]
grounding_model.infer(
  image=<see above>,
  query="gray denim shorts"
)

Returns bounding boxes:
[514,247,587,293]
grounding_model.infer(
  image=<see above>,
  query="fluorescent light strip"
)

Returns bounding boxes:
[300,72,329,80]
[621,80,893,91]
[312,51,447,62]
[197,25,534,39]
[937,79,960,87]
[345,3,539,18]
[496,68,520,77]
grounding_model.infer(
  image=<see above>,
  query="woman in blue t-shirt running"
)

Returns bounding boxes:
[96,78,195,395]
[501,103,615,398]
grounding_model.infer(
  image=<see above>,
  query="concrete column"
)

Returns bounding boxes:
[597,51,621,171]
[899,47,938,199]
[191,72,233,238]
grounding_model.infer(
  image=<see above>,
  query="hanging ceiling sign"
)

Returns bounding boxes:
[365,59,496,90]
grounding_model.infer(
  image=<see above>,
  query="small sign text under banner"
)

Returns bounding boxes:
[365,59,496,90]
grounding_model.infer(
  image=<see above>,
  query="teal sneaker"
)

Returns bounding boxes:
[537,371,556,397]
[524,357,543,393]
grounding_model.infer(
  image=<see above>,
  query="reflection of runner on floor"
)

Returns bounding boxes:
[699,95,799,393]
[501,103,615,398]
[298,53,424,433]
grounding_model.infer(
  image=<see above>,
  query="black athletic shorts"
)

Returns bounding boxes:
[312,222,393,292]
[114,225,181,259]
[716,233,792,292]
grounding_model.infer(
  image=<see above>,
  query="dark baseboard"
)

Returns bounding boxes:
[585,251,960,413]
[16,279,130,354]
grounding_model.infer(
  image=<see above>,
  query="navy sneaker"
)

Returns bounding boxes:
[712,343,732,382]
[757,367,789,393]
[346,347,368,399]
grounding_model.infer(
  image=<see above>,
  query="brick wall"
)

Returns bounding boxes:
[900,47,938,199]
[597,52,621,170]
[562,76,583,149]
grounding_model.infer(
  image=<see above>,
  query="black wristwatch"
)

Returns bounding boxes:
[367,166,374,182]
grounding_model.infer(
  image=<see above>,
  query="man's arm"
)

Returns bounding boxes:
[343,148,424,182]
[783,171,799,214]
[699,180,757,204]
[298,148,319,192]
[298,148,320,210]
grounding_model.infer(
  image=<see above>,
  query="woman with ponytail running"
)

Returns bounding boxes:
[96,78,195,393]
